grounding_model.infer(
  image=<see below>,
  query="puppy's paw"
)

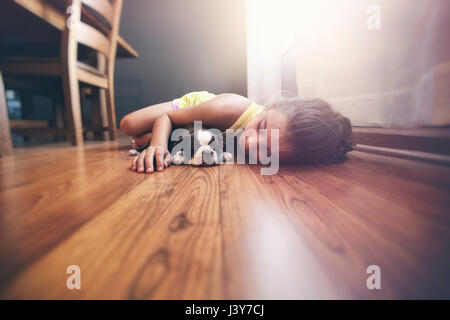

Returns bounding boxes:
[223,152,233,162]
[172,151,185,165]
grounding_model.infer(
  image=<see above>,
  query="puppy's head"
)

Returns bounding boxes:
[170,126,232,166]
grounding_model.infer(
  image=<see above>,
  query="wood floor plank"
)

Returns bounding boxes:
[320,152,450,224]
[218,164,341,299]
[1,138,449,299]
[1,165,224,299]
[0,141,146,290]
[243,157,450,299]
[0,141,129,190]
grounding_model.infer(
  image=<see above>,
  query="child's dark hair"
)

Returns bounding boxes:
[274,97,355,164]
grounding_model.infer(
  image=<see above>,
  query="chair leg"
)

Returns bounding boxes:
[0,72,13,156]
[61,73,83,146]
[19,89,34,143]
[52,91,65,141]
[94,52,115,141]
[105,87,117,141]
[92,88,108,140]
[80,87,90,140]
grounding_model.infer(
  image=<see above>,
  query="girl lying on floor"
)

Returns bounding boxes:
[120,91,354,173]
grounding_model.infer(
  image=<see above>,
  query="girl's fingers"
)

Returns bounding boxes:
[131,154,138,170]
[145,147,156,173]
[131,146,171,173]
[164,151,172,168]
[136,150,146,173]
[154,147,165,171]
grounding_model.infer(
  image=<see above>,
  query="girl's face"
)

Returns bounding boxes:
[238,106,296,162]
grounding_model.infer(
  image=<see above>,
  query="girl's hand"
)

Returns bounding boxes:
[131,145,172,173]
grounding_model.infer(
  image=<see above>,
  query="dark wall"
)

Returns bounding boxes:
[114,0,247,123]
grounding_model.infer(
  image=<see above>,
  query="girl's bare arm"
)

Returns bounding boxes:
[121,93,250,137]
[120,101,173,137]
[132,113,173,173]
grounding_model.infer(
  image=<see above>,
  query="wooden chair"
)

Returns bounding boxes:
[0,0,123,146]
[0,71,13,156]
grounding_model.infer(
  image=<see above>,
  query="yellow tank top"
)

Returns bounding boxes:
[172,91,266,130]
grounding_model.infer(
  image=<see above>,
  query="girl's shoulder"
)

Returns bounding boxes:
[215,93,251,107]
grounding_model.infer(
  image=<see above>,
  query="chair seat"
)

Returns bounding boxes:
[0,57,108,88]
[10,119,49,129]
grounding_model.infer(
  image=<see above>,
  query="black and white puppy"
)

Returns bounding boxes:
[170,124,233,166]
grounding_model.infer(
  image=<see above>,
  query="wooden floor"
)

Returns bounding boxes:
[1,137,450,299]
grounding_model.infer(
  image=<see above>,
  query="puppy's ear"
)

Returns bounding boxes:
[209,134,225,151]
[169,137,181,152]
[169,125,193,152]
[185,123,195,135]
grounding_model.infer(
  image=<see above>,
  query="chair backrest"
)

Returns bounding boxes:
[62,0,123,77]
